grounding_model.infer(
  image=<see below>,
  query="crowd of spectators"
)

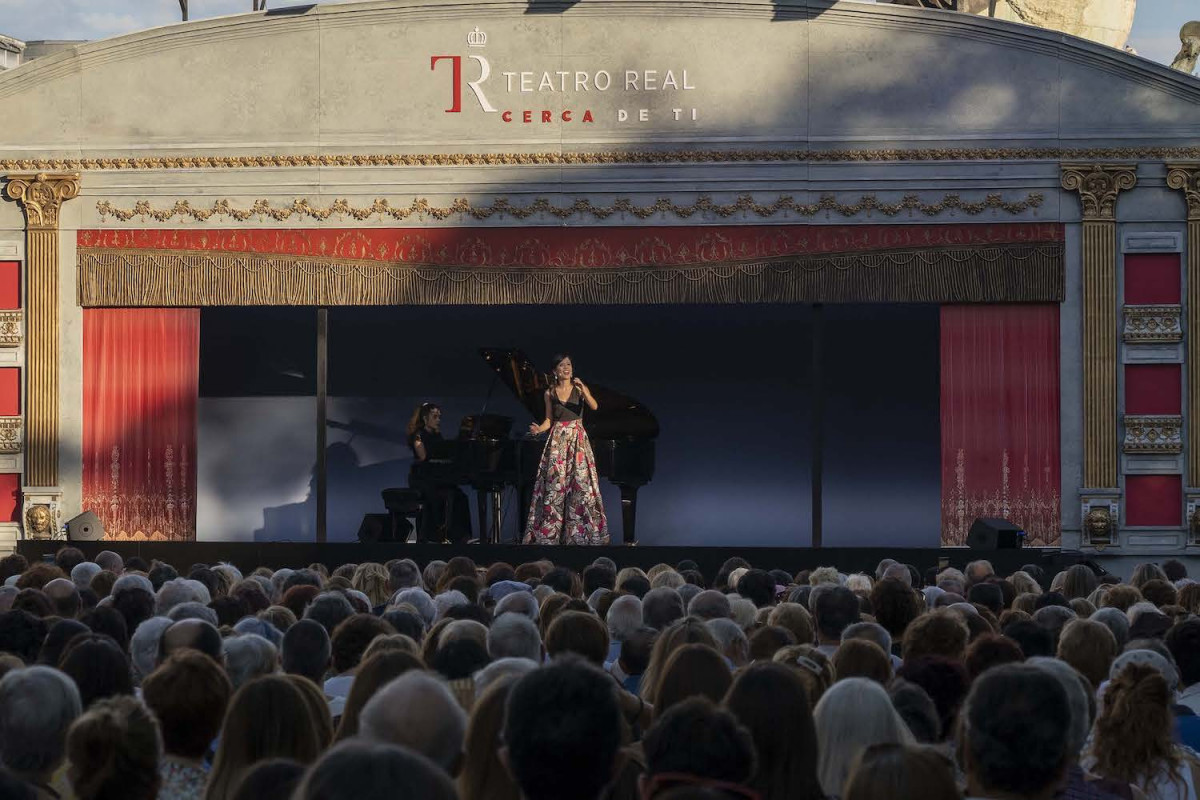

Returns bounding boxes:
[0,546,1199,800]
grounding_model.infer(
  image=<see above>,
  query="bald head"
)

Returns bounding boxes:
[360,671,466,773]
[42,579,80,619]
[158,619,223,666]
[94,551,124,575]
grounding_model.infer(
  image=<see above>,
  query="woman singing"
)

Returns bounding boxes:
[407,402,470,543]
[525,354,609,545]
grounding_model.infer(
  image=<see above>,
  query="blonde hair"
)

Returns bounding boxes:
[615,567,647,590]
[846,574,873,595]
[651,570,685,590]
[773,645,835,704]
[1009,571,1042,597]
[809,567,841,587]
[363,634,420,660]
[813,678,914,798]
[646,563,674,581]
[352,563,391,608]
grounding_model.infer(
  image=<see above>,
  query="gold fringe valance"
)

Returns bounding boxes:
[77,243,1064,306]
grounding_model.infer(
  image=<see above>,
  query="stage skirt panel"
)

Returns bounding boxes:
[525,420,609,546]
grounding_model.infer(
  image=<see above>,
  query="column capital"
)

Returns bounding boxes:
[1061,164,1138,221]
[1167,164,1200,220]
[3,173,80,231]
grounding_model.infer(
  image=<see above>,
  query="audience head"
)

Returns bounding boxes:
[58,633,133,708]
[359,670,466,773]
[292,740,458,800]
[843,743,959,800]
[488,612,542,662]
[141,649,232,760]
[813,586,860,643]
[813,677,914,797]
[158,618,222,665]
[888,679,941,744]
[505,657,622,800]
[0,666,82,782]
[642,697,756,799]
[687,590,732,621]
[962,664,1070,800]
[643,587,686,630]
[223,633,279,691]
[901,610,968,663]
[65,695,161,800]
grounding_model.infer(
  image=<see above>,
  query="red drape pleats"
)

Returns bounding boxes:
[83,309,199,541]
[940,305,1061,547]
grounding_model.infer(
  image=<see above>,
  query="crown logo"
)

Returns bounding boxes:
[467,27,487,47]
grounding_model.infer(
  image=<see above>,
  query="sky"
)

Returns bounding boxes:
[0,0,1193,68]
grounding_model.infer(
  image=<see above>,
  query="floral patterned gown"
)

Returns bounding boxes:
[524,387,609,545]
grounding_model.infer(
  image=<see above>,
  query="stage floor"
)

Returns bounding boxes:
[17,540,1079,580]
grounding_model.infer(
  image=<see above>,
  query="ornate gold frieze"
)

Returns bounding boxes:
[1123,305,1183,343]
[1166,164,1200,220]
[0,416,22,455]
[76,242,1064,307]
[1061,164,1139,221]
[94,192,1046,224]
[4,172,79,488]
[0,146,1199,171]
[1123,415,1183,454]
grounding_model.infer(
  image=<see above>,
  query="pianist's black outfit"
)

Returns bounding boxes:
[408,428,472,543]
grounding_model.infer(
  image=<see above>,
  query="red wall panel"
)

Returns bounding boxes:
[0,368,19,417]
[1125,253,1181,305]
[0,262,19,310]
[1126,475,1182,527]
[0,474,19,523]
[1125,364,1182,415]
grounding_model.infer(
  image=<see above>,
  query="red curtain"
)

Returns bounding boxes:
[941,305,1061,546]
[83,309,199,541]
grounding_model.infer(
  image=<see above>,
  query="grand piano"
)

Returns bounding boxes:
[459,348,659,545]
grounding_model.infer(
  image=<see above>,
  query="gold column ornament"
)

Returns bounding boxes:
[3,173,79,487]
[1167,164,1200,486]
[1062,164,1138,489]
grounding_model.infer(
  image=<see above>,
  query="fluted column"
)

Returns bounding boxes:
[1062,164,1137,490]
[1167,164,1200,488]
[3,173,79,488]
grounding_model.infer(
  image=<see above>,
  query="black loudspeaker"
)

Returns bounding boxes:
[967,517,1025,549]
[357,513,392,544]
[66,511,104,542]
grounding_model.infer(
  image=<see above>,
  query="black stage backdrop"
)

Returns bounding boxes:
[198,304,939,547]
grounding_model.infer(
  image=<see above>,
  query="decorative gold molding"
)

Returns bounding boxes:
[0,146,1199,172]
[3,172,79,489]
[1062,164,1137,490]
[1167,164,1200,220]
[1123,305,1182,344]
[94,192,1047,224]
[0,416,22,455]
[77,242,1064,307]
[1061,164,1139,221]
[1123,415,1183,454]
[4,173,80,230]
[0,310,22,347]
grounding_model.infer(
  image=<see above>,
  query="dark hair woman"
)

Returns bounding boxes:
[524,353,609,545]
[406,402,470,542]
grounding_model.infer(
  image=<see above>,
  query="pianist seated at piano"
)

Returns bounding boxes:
[407,402,472,543]
[524,354,610,546]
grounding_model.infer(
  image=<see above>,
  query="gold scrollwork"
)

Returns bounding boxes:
[95,192,1046,224]
[1,146,1200,172]
[1167,164,1200,220]
[3,173,81,230]
[1061,164,1138,220]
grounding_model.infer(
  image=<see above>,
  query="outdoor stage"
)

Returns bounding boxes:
[16,540,1081,582]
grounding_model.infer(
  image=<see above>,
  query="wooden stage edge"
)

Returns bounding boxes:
[16,541,1087,580]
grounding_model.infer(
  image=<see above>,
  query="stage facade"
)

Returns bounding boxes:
[0,0,1198,556]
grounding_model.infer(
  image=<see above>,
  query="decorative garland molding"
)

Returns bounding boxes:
[0,417,21,455]
[4,146,1200,171]
[76,242,1064,307]
[1123,415,1183,455]
[95,193,1046,224]
[1123,305,1183,344]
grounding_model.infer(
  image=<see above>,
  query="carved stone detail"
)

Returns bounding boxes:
[1123,305,1183,343]
[4,173,81,230]
[1167,164,1200,220]
[20,490,62,541]
[1123,415,1183,454]
[0,310,23,347]
[1061,164,1138,220]
[0,417,21,455]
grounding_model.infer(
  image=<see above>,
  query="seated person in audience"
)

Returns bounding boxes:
[158,618,223,666]
[358,671,467,775]
[504,657,623,800]
[0,666,81,800]
[66,695,161,800]
[141,650,232,800]
[292,741,458,800]
[641,697,757,799]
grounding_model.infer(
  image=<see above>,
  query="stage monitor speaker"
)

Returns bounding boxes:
[66,511,104,542]
[967,517,1024,550]
[357,513,391,544]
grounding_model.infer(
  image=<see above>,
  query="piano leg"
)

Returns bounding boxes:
[490,491,503,544]
[475,491,488,544]
[619,485,639,546]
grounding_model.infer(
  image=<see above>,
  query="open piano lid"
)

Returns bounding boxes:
[479,347,660,440]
